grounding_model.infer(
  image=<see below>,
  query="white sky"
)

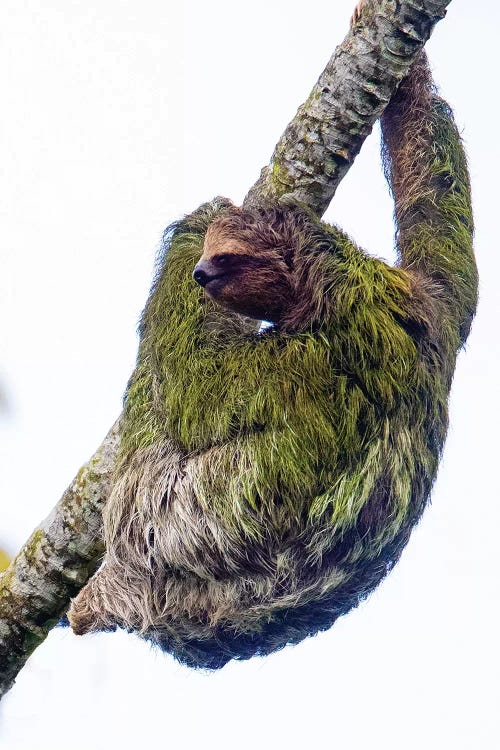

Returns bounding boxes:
[0,1,499,748]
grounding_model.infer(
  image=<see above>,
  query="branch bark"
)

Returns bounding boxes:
[244,0,451,215]
[0,0,452,698]
[0,422,120,696]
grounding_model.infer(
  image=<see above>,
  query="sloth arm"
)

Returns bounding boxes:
[381,54,477,346]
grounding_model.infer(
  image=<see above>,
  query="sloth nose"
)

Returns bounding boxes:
[192,266,211,287]
[193,260,219,288]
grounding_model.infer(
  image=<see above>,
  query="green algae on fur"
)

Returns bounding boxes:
[68,54,477,669]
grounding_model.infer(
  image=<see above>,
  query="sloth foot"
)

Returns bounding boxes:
[67,579,116,636]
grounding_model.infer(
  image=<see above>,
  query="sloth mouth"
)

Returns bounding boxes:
[205,273,227,285]
[204,273,232,294]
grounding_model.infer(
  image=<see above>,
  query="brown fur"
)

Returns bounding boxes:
[198,204,341,329]
[381,54,436,244]
[67,51,476,669]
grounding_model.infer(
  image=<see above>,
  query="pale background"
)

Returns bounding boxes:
[0,1,498,748]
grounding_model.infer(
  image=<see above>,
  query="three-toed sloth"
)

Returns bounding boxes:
[68,53,477,668]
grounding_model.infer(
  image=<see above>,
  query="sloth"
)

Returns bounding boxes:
[68,53,477,668]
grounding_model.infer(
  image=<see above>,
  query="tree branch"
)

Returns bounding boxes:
[0,0,452,698]
[0,422,120,696]
[244,0,451,215]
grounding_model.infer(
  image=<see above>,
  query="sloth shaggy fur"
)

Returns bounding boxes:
[68,55,477,668]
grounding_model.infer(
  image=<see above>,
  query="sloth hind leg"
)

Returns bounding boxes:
[68,566,123,636]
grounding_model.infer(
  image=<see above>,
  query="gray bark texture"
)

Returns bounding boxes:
[0,423,120,696]
[244,0,450,214]
[0,0,451,698]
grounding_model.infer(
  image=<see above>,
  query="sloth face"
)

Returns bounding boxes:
[193,225,295,323]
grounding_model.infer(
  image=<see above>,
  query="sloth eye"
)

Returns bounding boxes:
[213,254,232,266]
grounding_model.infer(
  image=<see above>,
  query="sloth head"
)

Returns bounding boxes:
[192,204,329,325]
